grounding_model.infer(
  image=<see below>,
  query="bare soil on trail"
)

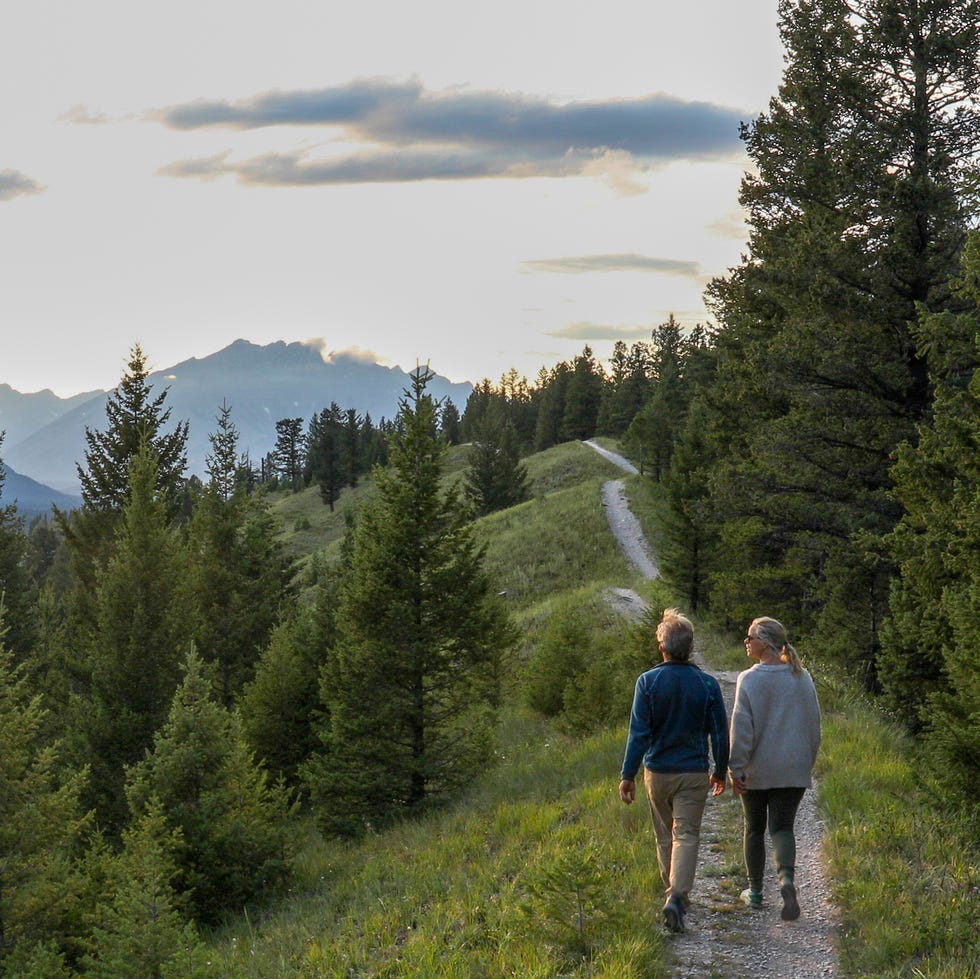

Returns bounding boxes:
[587,440,841,978]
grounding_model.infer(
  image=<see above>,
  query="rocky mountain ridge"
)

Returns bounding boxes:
[2,340,473,495]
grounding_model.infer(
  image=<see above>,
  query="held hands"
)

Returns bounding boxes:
[619,779,636,804]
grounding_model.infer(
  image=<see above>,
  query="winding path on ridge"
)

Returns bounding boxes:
[584,439,840,978]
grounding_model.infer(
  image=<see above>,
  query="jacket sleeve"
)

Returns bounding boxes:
[620,675,652,780]
[708,681,730,780]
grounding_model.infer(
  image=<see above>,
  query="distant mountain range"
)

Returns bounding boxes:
[1,465,83,518]
[1,340,474,500]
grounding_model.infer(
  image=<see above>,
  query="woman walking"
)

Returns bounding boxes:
[729,616,821,921]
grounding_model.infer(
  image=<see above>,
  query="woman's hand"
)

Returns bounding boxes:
[730,774,748,797]
[619,779,636,804]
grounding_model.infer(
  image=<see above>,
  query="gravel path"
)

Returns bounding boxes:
[586,440,841,979]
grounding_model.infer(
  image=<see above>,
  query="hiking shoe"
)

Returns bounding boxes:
[662,896,686,933]
[740,888,763,909]
[780,883,800,921]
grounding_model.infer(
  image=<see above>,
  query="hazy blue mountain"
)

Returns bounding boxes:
[1,463,82,518]
[3,340,473,493]
[0,384,103,446]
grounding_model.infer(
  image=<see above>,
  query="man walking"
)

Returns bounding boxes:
[619,608,729,932]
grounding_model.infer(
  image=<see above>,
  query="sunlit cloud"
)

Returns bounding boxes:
[0,169,44,202]
[303,339,388,367]
[59,104,115,125]
[521,254,701,277]
[707,206,749,239]
[144,79,748,189]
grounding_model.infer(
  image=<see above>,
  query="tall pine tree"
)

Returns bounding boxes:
[693,0,980,675]
[71,447,191,830]
[185,403,292,706]
[304,368,513,835]
[880,232,980,784]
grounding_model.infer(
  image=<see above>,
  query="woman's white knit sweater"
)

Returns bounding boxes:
[728,663,822,789]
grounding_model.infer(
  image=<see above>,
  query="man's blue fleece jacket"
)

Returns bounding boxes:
[621,661,730,781]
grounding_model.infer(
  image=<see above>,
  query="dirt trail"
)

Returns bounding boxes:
[586,440,840,978]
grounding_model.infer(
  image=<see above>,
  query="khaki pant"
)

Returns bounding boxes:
[643,769,710,902]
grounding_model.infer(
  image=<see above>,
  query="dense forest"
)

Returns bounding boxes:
[1,1,979,974]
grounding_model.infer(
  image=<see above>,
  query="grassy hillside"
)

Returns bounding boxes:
[225,440,978,978]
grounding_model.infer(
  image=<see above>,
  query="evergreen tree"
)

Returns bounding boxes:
[880,232,980,755]
[561,347,604,441]
[273,417,305,491]
[186,408,292,707]
[126,648,296,926]
[83,799,209,979]
[497,368,537,449]
[239,563,337,786]
[342,407,362,486]
[534,362,572,450]
[0,433,37,656]
[205,400,242,502]
[621,318,712,479]
[459,379,498,442]
[0,643,91,974]
[75,343,189,518]
[658,399,719,613]
[596,340,652,437]
[697,0,980,673]
[304,368,513,835]
[72,447,191,830]
[307,405,344,509]
[463,406,530,516]
[439,400,462,445]
[58,344,189,644]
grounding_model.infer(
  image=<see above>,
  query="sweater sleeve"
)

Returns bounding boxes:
[728,674,754,778]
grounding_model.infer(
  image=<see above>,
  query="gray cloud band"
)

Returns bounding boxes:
[147,79,748,186]
[520,254,701,276]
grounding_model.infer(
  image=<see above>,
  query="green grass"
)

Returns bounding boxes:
[816,704,980,977]
[265,481,374,572]
[207,715,667,978]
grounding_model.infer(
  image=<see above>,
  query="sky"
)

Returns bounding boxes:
[1,1,785,398]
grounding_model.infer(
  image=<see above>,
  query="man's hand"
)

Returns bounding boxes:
[619,779,636,804]
[709,774,726,797]
[730,774,747,797]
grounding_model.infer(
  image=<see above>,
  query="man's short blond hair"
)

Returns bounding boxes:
[656,607,694,662]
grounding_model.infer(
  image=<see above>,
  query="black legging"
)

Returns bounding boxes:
[741,786,806,891]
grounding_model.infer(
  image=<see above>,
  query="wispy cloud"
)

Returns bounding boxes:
[0,169,44,202]
[547,321,656,341]
[707,206,749,239]
[59,104,115,125]
[141,79,747,189]
[521,253,701,277]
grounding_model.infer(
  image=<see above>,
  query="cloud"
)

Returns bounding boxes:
[149,79,747,188]
[302,339,387,366]
[59,104,114,125]
[707,206,749,239]
[521,253,701,277]
[547,321,656,341]
[0,169,44,202]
